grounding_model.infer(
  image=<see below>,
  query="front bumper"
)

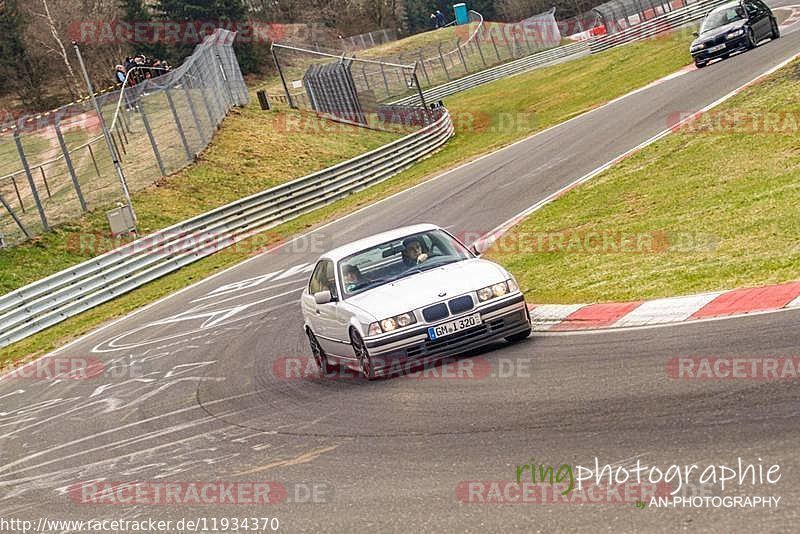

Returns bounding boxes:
[363,293,530,376]
[691,35,748,62]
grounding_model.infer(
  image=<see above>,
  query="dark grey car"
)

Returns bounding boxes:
[690,0,779,68]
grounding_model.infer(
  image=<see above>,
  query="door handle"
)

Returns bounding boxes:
[315,308,321,314]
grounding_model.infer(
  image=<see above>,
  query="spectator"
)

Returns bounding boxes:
[435,10,446,28]
[114,65,126,84]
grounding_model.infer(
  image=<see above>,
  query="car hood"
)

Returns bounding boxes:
[346,258,510,320]
[693,20,747,44]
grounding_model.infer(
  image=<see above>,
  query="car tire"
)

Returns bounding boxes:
[746,27,757,49]
[506,328,532,343]
[350,330,376,380]
[695,60,707,68]
[771,18,780,40]
[307,328,333,376]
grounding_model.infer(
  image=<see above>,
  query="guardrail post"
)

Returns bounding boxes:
[0,190,30,239]
[55,117,87,213]
[165,87,194,162]
[138,102,166,178]
[14,131,48,231]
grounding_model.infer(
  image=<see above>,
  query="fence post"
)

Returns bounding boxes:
[39,167,52,198]
[10,175,24,212]
[438,43,451,81]
[474,32,487,66]
[379,62,390,97]
[55,117,87,213]
[215,53,236,108]
[165,87,194,162]
[0,191,30,239]
[73,41,135,224]
[182,79,207,146]
[85,144,100,177]
[522,26,534,54]
[271,46,296,109]
[361,65,371,90]
[138,102,166,178]
[192,63,218,130]
[490,33,501,61]
[417,53,430,85]
[14,132,48,231]
[456,39,469,74]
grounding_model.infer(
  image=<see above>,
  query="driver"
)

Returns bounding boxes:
[402,237,429,267]
[342,264,364,291]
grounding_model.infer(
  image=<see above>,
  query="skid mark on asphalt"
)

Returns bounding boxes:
[232,445,340,476]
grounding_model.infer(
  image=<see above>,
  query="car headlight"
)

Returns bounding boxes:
[370,311,417,334]
[690,43,705,52]
[726,29,744,39]
[477,279,517,302]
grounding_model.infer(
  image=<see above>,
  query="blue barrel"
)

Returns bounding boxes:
[453,3,469,25]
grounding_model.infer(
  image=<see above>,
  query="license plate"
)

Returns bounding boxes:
[428,313,482,340]
[707,43,725,53]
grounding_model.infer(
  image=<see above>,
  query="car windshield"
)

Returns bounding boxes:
[339,229,472,297]
[700,6,746,33]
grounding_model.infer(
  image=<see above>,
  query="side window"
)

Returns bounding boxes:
[309,261,328,294]
[325,261,338,299]
[309,260,337,298]
[744,2,758,17]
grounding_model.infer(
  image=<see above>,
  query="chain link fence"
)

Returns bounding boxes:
[341,28,400,53]
[560,0,691,37]
[0,28,247,247]
[268,9,562,113]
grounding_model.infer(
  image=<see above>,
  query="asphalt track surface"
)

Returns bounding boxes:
[2,6,800,532]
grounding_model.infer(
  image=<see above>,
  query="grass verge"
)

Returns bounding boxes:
[486,55,800,304]
[0,30,695,364]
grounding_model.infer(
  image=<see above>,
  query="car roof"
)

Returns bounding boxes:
[320,223,442,262]
[710,1,744,12]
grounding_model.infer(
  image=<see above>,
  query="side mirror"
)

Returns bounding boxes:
[692,31,699,37]
[314,290,333,305]
[469,243,482,257]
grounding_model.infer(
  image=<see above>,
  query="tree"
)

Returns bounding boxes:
[155,0,264,74]
[118,0,166,59]
[0,0,50,109]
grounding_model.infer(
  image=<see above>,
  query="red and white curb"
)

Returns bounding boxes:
[529,281,800,331]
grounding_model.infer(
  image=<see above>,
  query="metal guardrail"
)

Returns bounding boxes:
[395,0,726,105]
[0,109,454,348]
